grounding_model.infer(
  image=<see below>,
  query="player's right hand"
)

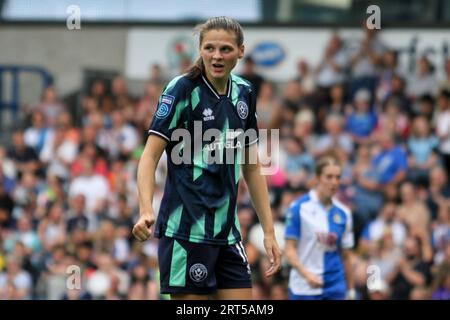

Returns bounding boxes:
[304,271,324,288]
[132,213,156,242]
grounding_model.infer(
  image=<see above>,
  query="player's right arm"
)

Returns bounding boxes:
[284,203,323,288]
[285,239,323,288]
[133,135,166,241]
[134,76,186,241]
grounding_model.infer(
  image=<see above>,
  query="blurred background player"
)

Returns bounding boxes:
[285,156,355,300]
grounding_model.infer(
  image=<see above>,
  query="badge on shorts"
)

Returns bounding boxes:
[155,94,175,119]
[237,101,249,119]
[189,263,208,282]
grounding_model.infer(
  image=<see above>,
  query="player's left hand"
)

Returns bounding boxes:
[263,234,282,277]
[346,289,357,300]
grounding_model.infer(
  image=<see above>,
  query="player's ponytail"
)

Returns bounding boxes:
[186,57,205,79]
[186,16,244,79]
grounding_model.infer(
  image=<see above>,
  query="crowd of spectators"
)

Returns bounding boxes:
[0,26,449,300]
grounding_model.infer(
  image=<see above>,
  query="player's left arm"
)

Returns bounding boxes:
[341,207,356,299]
[242,144,281,277]
[341,248,355,299]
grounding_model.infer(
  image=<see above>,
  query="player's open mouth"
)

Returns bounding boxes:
[212,63,224,72]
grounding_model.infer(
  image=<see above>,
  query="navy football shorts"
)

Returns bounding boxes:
[158,236,252,295]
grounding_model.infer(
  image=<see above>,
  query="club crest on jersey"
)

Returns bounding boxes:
[203,108,215,121]
[189,263,208,282]
[333,213,343,224]
[237,101,249,119]
[155,94,175,119]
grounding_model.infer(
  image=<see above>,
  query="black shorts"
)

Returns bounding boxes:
[158,236,252,295]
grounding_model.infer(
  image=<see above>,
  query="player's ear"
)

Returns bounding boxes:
[238,45,245,59]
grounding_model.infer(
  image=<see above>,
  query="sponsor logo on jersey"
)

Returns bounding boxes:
[203,108,215,121]
[316,232,338,251]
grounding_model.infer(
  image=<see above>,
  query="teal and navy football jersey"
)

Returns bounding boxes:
[148,73,259,245]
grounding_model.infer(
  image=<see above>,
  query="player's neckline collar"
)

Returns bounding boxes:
[201,74,231,100]
[310,189,335,210]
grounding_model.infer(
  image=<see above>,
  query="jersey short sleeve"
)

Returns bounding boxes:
[245,87,259,147]
[148,75,188,142]
[285,203,301,240]
[341,209,355,249]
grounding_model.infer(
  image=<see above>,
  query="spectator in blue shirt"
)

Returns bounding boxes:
[372,131,408,186]
[346,88,377,144]
[407,116,439,185]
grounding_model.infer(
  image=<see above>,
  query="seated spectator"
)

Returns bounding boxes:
[295,59,316,95]
[0,147,16,185]
[135,81,160,132]
[440,58,450,91]
[36,174,66,212]
[426,166,450,221]
[0,255,33,299]
[397,181,431,231]
[256,81,282,130]
[436,89,450,177]
[37,202,67,253]
[41,245,71,299]
[57,112,81,144]
[368,229,403,286]
[281,136,314,189]
[376,96,410,140]
[431,243,450,300]
[407,56,438,103]
[312,114,354,158]
[346,88,377,144]
[376,49,403,105]
[371,130,408,187]
[315,33,349,90]
[103,110,139,160]
[89,79,113,114]
[350,144,384,232]
[349,26,385,98]
[11,171,40,213]
[40,124,78,181]
[432,272,450,300]
[24,111,53,156]
[388,234,433,300]
[34,86,64,128]
[66,194,89,233]
[0,177,15,230]
[238,56,265,98]
[328,83,351,115]
[68,156,109,230]
[112,75,135,111]
[3,215,41,255]
[273,80,303,130]
[406,116,439,185]
[360,201,407,252]
[7,130,41,179]
[383,74,411,116]
[415,94,435,121]
[94,219,130,268]
[292,109,317,151]
[431,204,450,265]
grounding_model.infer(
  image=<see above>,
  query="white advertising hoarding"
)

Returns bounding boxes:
[125,27,450,82]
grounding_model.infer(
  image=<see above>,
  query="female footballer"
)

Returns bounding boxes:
[285,156,355,300]
[132,16,281,300]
